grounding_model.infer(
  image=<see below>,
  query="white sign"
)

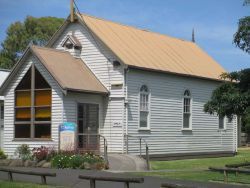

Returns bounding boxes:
[59,122,76,151]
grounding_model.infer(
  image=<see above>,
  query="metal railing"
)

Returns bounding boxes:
[77,133,108,165]
[124,134,150,170]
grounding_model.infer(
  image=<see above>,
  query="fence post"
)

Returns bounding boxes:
[90,179,96,188]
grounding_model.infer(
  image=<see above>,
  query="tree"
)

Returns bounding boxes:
[205,0,250,137]
[233,0,250,53]
[0,16,64,69]
[204,69,250,118]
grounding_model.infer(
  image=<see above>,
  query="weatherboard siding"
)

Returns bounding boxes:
[53,22,124,152]
[3,55,63,157]
[126,69,237,155]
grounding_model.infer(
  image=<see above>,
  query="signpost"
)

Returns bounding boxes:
[59,122,76,151]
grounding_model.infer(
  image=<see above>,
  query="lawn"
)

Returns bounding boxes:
[135,148,250,185]
[0,180,61,188]
[151,148,250,170]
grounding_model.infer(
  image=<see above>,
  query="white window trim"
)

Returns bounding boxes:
[218,116,227,131]
[138,85,150,130]
[182,90,192,131]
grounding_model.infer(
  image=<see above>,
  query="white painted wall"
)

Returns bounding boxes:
[126,69,237,155]
[53,22,125,152]
[3,54,64,157]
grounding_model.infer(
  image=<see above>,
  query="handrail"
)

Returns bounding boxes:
[78,133,109,166]
[124,134,150,170]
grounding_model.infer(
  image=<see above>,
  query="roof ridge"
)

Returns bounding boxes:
[31,45,69,54]
[79,13,192,43]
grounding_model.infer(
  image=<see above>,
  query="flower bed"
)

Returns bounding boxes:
[0,145,107,170]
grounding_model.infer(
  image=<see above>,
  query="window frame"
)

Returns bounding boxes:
[14,64,52,141]
[138,85,150,130]
[182,89,192,130]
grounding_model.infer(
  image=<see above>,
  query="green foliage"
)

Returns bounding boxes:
[234,16,250,54]
[242,108,250,134]
[233,1,250,53]
[0,150,7,159]
[204,69,250,117]
[15,144,32,161]
[0,16,64,69]
[51,152,105,169]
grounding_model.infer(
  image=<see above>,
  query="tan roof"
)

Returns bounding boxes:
[31,46,107,94]
[79,14,226,80]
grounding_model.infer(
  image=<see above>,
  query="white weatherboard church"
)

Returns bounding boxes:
[0,6,238,158]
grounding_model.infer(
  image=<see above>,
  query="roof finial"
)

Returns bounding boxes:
[192,28,195,43]
[70,0,75,22]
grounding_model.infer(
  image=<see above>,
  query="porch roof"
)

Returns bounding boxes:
[31,46,108,94]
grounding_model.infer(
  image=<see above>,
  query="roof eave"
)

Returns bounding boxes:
[128,65,224,83]
[0,46,31,95]
[65,87,109,95]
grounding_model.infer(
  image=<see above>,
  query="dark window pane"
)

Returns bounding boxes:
[35,68,50,89]
[88,104,99,131]
[35,90,51,106]
[16,91,31,107]
[35,124,51,138]
[16,68,31,90]
[78,135,83,148]
[35,107,51,121]
[15,124,30,138]
[1,104,4,120]
[78,105,83,118]
[78,120,83,133]
[219,116,224,129]
[140,111,148,128]
[15,108,31,121]
[183,113,190,128]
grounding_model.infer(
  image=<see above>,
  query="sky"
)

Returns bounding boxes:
[0,0,249,72]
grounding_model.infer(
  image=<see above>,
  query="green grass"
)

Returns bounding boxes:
[151,149,250,170]
[0,180,61,188]
[134,148,250,185]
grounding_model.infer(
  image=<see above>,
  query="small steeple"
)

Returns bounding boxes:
[192,28,195,43]
[70,0,75,22]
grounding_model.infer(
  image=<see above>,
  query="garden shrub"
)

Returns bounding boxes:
[15,144,32,161]
[0,149,7,159]
[51,152,105,169]
[32,146,49,162]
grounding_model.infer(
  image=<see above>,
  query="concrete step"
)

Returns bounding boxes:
[107,154,148,172]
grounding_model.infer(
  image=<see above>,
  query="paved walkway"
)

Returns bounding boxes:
[108,154,148,171]
[0,167,249,188]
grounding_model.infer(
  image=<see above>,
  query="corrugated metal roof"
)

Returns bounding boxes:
[79,13,226,80]
[31,46,108,94]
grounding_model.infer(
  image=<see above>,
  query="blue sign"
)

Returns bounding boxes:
[60,122,76,132]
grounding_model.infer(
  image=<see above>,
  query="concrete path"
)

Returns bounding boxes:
[0,167,249,188]
[108,154,148,172]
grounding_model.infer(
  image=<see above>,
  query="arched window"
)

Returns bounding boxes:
[183,90,191,129]
[15,64,51,139]
[139,85,149,129]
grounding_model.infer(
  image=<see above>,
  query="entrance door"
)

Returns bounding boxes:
[77,103,99,151]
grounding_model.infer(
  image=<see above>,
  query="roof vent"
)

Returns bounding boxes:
[113,60,121,67]
[62,35,82,57]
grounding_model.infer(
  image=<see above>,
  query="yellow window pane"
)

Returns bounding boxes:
[15,108,31,121]
[35,107,51,121]
[35,90,51,106]
[16,91,31,107]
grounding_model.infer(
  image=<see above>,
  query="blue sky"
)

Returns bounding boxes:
[0,0,249,71]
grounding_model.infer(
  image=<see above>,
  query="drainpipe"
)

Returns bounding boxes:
[124,68,129,154]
